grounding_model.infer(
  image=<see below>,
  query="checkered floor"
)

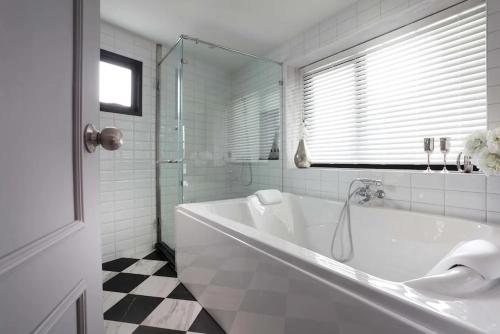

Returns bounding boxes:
[102,251,226,334]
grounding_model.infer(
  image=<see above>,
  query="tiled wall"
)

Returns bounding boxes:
[100,22,157,262]
[488,0,500,129]
[283,168,500,223]
[267,0,500,223]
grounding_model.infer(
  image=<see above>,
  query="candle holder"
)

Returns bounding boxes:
[423,138,434,173]
[440,137,450,173]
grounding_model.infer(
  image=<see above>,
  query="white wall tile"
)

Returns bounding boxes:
[445,190,486,210]
[487,193,500,212]
[412,187,444,205]
[489,0,500,14]
[338,169,360,183]
[488,10,500,32]
[382,171,411,187]
[488,86,500,104]
[320,169,339,182]
[488,30,500,51]
[445,173,486,192]
[411,173,444,189]
[487,176,500,194]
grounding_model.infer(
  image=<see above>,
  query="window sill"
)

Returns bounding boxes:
[309,164,479,172]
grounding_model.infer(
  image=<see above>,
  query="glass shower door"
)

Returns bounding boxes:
[157,41,183,252]
[157,36,283,261]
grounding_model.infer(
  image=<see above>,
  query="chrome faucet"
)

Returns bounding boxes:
[353,178,385,205]
[331,178,385,262]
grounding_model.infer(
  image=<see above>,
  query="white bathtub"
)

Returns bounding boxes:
[175,193,500,334]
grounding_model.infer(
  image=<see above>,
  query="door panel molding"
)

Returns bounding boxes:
[76,290,87,334]
[73,0,84,222]
[0,221,85,276]
[0,0,86,277]
[32,280,87,334]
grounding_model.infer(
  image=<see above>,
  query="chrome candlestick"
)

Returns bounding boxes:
[423,137,434,173]
[440,137,451,173]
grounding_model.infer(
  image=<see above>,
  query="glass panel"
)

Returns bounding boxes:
[158,42,182,249]
[157,37,283,251]
[181,39,282,204]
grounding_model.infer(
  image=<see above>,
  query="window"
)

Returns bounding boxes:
[303,2,486,167]
[99,49,142,116]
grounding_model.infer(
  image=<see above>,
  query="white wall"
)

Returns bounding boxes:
[267,0,500,223]
[99,22,157,262]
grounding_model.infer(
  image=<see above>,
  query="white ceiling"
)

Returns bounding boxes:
[100,0,356,57]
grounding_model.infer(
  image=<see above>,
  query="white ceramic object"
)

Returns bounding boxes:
[254,189,283,205]
[175,193,500,334]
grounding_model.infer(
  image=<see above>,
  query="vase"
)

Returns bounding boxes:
[294,138,311,168]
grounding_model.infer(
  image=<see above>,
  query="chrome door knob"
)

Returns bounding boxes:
[84,123,123,153]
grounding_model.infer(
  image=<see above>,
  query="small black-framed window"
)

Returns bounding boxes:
[99,49,142,116]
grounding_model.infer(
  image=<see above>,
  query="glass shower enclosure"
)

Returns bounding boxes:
[155,36,283,263]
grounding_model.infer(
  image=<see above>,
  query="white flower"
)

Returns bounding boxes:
[477,152,500,176]
[464,130,488,157]
[486,128,500,154]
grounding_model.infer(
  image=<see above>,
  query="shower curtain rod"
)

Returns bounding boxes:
[157,34,282,66]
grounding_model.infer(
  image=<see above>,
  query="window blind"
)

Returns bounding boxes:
[227,84,280,161]
[303,3,486,165]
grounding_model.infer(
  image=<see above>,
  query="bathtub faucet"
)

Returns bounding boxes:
[331,178,385,262]
[353,178,385,205]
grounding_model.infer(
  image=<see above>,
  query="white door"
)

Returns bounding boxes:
[0,0,104,333]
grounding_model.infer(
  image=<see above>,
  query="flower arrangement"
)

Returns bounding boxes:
[464,128,500,175]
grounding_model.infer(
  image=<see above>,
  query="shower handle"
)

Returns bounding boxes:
[84,124,123,153]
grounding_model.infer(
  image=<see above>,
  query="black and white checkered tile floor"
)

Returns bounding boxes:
[102,251,226,334]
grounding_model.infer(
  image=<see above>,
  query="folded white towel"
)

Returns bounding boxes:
[255,189,282,205]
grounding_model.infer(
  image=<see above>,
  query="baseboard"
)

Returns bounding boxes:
[155,242,176,271]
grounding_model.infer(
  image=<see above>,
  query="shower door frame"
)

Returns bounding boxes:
[154,35,284,267]
[155,38,184,266]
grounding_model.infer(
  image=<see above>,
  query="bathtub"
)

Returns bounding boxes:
[175,192,500,334]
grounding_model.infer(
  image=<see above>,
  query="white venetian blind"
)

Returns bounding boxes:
[303,3,486,165]
[227,84,280,161]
